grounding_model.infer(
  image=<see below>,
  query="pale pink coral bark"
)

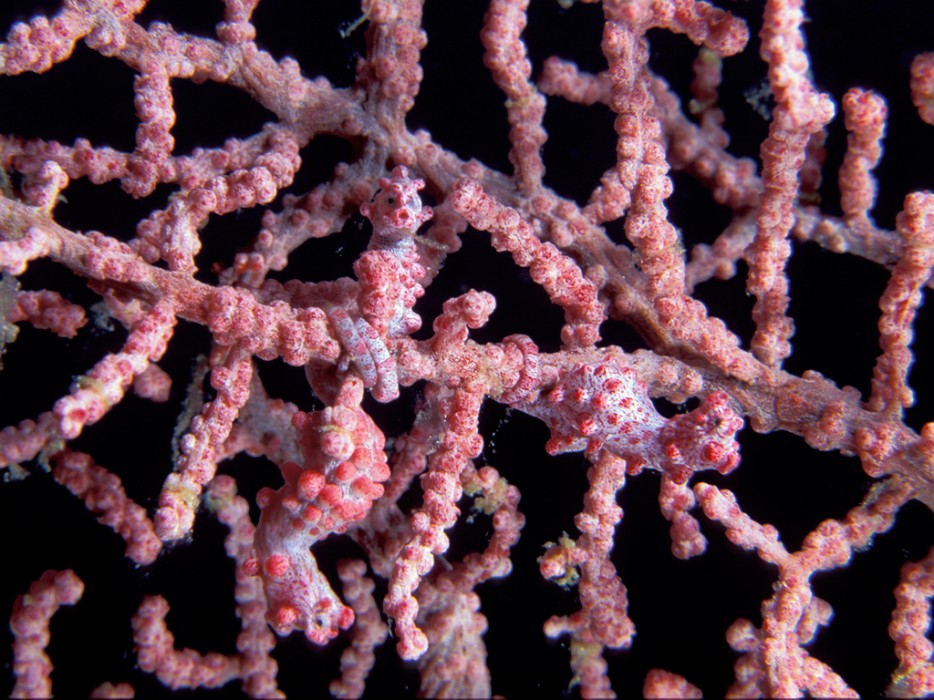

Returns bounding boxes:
[0,0,932,698]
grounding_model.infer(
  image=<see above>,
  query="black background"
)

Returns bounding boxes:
[1,0,933,697]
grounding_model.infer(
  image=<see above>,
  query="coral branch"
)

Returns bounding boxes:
[0,1,931,697]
